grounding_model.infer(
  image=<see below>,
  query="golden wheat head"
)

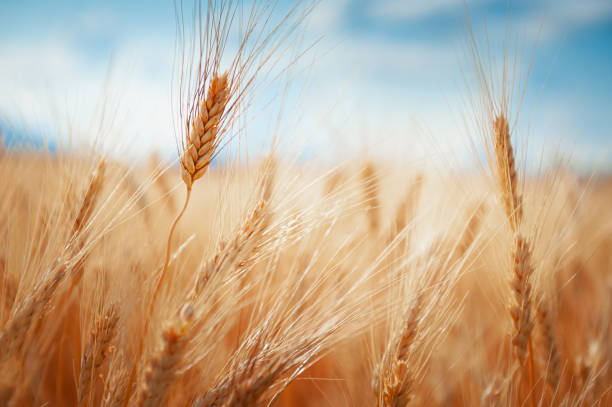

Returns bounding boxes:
[180,72,230,190]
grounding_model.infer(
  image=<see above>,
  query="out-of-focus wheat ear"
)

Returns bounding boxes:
[78,304,120,406]
[71,158,106,241]
[0,385,14,406]
[137,304,194,407]
[222,358,289,407]
[192,199,269,297]
[102,363,130,407]
[509,235,535,366]
[180,72,230,190]
[492,115,522,231]
[361,162,381,233]
[256,154,277,203]
[537,300,560,391]
[0,157,105,362]
[62,157,107,307]
[0,262,66,362]
[388,174,423,243]
[396,297,422,361]
[378,296,422,407]
[0,257,17,318]
[197,380,230,407]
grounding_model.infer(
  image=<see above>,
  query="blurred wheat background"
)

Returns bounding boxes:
[0,1,611,406]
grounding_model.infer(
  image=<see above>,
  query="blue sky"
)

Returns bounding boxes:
[0,0,610,170]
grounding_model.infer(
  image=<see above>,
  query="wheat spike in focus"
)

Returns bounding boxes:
[181,72,229,190]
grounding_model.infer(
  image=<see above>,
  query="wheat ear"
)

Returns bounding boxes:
[137,305,194,407]
[510,236,535,365]
[378,296,422,406]
[180,72,229,190]
[0,159,104,362]
[493,115,522,232]
[491,114,536,407]
[201,355,289,407]
[193,199,268,297]
[78,303,120,406]
[361,162,380,233]
[0,263,66,362]
[71,159,106,242]
[537,300,560,390]
[0,258,16,318]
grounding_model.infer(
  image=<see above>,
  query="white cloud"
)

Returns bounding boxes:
[555,0,612,26]
[76,5,119,37]
[0,33,176,158]
[369,0,461,21]
[306,0,349,31]
[485,0,612,43]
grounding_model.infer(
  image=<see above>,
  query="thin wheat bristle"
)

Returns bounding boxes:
[149,153,176,213]
[180,72,230,190]
[78,303,120,406]
[455,202,485,259]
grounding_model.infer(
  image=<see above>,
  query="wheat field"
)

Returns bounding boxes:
[0,1,611,406]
